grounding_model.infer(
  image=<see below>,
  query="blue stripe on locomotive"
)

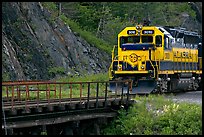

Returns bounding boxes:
[160,61,198,70]
[113,61,198,71]
[121,43,154,50]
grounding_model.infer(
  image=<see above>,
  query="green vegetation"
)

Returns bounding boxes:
[12,18,23,29]
[102,95,202,135]
[59,14,112,54]
[42,2,58,11]
[60,2,197,46]
[41,2,198,54]
[57,72,109,82]
[2,73,10,81]
[48,66,65,77]
[42,2,111,54]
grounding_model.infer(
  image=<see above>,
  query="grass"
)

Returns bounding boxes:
[101,94,202,135]
[56,72,109,82]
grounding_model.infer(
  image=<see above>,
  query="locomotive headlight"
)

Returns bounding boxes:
[136,25,142,30]
[141,65,144,69]
[198,77,201,80]
[158,78,161,81]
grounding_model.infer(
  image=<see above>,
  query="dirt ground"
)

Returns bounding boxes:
[165,91,202,105]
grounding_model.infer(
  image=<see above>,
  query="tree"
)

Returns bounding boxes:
[96,2,112,39]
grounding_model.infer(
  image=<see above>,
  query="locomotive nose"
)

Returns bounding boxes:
[129,53,138,63]
[128,53,138,67]
[127,53,148,71]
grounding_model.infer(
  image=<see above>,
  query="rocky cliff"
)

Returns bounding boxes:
[2,2,111,81]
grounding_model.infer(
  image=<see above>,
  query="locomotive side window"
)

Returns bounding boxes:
[120,37,125,45]
[165,37,169,49]
[155,35,162,47]
[142,36,153,43]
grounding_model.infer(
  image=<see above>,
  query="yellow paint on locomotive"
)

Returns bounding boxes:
[109,25,202,80]
[172,48,198,62]
[164,51,173,61]
[117,26,164,70]
[109,26,165,79]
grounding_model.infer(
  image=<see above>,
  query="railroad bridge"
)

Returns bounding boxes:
[2,80,134,135]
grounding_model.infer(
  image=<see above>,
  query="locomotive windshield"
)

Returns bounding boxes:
[120,36,140,44]
[120,36,153,44]
[142,36,153,43]
[120,36,154,50]
[120,36,153,48]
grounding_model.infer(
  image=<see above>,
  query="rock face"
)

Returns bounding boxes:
[2,2,111,80]
[181,2,202,34]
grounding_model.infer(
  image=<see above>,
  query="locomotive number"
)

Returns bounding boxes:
[127,30,136,35]
[142,30,154,34]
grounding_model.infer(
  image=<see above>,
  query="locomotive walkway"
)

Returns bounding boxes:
[2,80,134,135]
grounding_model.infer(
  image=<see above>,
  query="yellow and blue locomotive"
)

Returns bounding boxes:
[109,24,202,94]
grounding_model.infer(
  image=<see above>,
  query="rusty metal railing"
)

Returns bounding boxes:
[2,80,132,111]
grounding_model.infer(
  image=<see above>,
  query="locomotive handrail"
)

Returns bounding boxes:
[108,55,119,79]
[155,50,159,78]
[185,54,187,72]
[114,55,119,60]
[108,65,113,79]
[177,53,178,72]
[111,45,117,61]
[109,45,119,79]
[149,59,156,78]
[192,54,194,72]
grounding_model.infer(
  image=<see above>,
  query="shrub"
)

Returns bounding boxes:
[48,67,65,77]
[102,95,202,135]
